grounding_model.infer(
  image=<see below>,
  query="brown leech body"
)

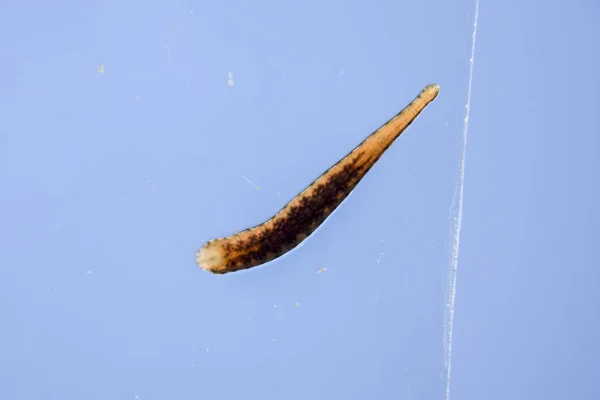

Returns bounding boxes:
[197,84,440,274]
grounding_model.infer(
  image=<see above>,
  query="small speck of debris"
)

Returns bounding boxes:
[295,302,300,307]
[273,305,277,308]
[255,186,260,190]
[151,184,156,190]
[135,95,140,100]
[87,270,92,275]
[376,252,384,263]
[276,192,280,196]
[317,267,327,274]
[96,64,105,74]
[228,72,234,87]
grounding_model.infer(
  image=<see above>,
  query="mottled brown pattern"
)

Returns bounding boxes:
[197,84,440,274]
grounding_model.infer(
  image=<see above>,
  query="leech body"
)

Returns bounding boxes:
[197,84,440,274]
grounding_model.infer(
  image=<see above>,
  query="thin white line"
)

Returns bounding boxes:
[241,175,255,187]
[445,1,479,399]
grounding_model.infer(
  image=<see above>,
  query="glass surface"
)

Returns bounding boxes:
[3,1,597,400]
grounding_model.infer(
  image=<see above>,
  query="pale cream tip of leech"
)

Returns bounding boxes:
[196,242,223,272]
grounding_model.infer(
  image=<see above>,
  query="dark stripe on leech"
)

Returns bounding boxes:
[227,152,373,271]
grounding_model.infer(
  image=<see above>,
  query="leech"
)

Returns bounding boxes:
[197,84,440,274]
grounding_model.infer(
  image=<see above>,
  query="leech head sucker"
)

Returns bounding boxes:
[196,241,226,274]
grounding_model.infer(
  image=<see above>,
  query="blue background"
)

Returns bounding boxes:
[1,0,598,399]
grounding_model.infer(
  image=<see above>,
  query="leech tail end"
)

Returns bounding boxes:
[196,241,227,274]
